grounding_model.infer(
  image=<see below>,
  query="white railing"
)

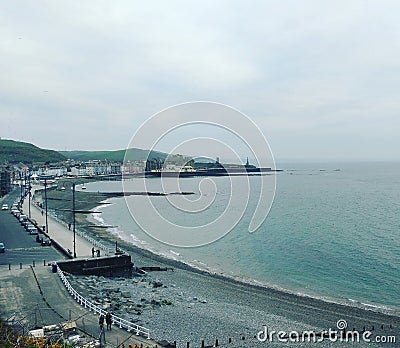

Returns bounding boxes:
[56,264,150,339]
[46,203,128,257]
[47,212,112,255]
[75,228,114,256]
[31,190,128,257]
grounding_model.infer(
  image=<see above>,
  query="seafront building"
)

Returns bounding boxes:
[7,153,241,183]
[33,166,67,177]
[0,165,12,197]
[29,160,145,180]
[121,161,145,174]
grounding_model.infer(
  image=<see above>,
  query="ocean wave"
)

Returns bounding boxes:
[360,302,394,312]
[90,201,112,226]
[169,250,180,257]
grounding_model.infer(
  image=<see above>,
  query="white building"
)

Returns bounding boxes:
[69,166,87,177]
[85,166,95,176]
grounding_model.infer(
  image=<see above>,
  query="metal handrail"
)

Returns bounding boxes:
[32,199,123,256]
[46,204,128,256]
[56,264,150,339]
[75,228,113,255]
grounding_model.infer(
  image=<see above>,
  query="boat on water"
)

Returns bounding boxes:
[81,184,86,190]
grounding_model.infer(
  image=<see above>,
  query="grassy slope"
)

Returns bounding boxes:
[0,138,174,164]
[0,139,66,164]
[60,148,168,162]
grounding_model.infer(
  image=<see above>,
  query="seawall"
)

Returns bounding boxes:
[57,254,133,277]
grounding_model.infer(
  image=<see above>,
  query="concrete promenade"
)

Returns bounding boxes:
[23,185,98,258]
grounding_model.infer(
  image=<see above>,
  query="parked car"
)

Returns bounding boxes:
[13,210,21,218]
[1,204,8,211]
[27,226,39,235]
[0,242,5,253]
[23,220,36,228]
[25,223,36,231]
[19,215,28,224]
[36,234,43,244]
[41,238,51,246]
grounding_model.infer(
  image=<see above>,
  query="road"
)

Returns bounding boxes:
[0,188,66,266]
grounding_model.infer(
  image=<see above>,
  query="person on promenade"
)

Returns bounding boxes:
[92,247,95,257]
[99,314,105,330]
[105,312,112,330]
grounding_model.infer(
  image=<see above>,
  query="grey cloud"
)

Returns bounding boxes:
[1,1,399,159]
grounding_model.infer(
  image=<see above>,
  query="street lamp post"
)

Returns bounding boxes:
[72,183,76,258]
[27,173,32,219]
[19,171,23,204]
[44,179,49,234]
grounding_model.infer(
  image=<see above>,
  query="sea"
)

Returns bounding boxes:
[82,162,400,316]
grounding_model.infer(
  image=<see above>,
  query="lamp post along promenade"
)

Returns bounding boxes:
[44,179,49,234]
[72,183,76,258]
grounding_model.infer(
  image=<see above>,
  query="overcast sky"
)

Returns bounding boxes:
[1,1,399,161]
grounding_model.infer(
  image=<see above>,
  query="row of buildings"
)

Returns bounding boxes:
[2,154,194,186]
[1,161,142,193]
[30,154,193,179]
[30,160,145,179]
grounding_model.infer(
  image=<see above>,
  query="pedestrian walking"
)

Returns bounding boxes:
[92,247,95,257]
[99,315,106,347]
[99,314,104,330]
[105,312,112,330]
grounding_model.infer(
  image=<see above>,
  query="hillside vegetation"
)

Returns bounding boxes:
[60,148,168,162]
[0,139,66,164]
[0,138,180,165]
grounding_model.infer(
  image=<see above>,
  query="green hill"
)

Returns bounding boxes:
[0,138,183,165]
[0,139,66,164]
[60,148,168,162]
